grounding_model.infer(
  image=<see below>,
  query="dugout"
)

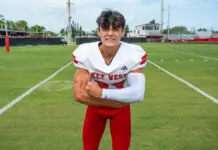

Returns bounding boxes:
[0,29,62,46]
[0,29,28,37]
[0,37,62,46]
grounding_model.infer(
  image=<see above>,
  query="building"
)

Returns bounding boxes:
[0,29,28,37]
[135,23,161,36]
[127,23,163,42]
[195,31,212,38]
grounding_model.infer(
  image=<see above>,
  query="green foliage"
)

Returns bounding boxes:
[149,19,156,24]
[46,31,57,36]
[125,25,129,36]
[0,20,4,25]
[14,20,28,31]
[4,20,29,31]
[91,29,98,36]
[0,18,56,36]
[28,25,46,36]
[6,20,17,30]
[163,26,191,34]
[60,28,66,36]
[62,20,87,38]
[79,26,83,36]
[197,28,208,32]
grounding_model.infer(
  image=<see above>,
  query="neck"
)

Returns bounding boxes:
[100,44,120,58]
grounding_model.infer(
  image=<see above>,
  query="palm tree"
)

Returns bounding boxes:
[16,20,28,31]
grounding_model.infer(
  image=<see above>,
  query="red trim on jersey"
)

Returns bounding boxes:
[140,53,147,65]
[74,60,78,64]
[140,60,147,65]
[72,54,78,64]
[141,53,147,60]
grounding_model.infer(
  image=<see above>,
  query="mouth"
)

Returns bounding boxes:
[106,38,115,41]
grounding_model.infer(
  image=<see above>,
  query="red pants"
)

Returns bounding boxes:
[82,105,131,150]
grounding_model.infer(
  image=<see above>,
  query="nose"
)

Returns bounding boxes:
[107,29,113,35]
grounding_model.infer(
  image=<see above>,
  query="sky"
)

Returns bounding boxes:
[0,0,218,33]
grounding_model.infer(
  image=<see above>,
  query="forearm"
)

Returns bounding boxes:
[102,73,146,103]
[77,90,128,108]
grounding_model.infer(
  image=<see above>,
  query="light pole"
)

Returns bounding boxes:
[167,4,170,40]
[0,14,10,52]
[160,0,164,34]
[67,0,75,43]
[67,0,72,43]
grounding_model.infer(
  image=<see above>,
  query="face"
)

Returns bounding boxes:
[97,25,125,48]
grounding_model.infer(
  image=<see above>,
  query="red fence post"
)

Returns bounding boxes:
[5,35,10,52]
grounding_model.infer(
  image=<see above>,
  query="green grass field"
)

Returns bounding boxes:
[0,43,218,150]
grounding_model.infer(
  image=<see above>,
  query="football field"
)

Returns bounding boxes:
[0,43,218,150]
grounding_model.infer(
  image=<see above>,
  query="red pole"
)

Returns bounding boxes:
[5,35,10,52]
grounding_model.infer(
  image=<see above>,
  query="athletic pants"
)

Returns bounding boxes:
[82,105,131,150]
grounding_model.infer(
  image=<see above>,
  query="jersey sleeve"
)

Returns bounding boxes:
[131,46,147,71]
[72,45,88,69]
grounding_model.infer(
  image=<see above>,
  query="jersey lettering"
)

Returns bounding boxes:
[91,72,127,81]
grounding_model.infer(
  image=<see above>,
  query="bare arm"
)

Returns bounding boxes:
[73,68,128,108]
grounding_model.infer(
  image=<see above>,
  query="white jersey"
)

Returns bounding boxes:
[72,41,147,89]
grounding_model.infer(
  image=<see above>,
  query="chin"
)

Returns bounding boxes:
[104,41,120,48]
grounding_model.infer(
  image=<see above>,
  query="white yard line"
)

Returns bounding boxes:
[148,60,218,104]
[199,55,218,61]
[0,61,72,116]
[163,49,218,61]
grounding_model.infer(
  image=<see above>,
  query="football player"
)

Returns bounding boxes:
[73,10,147,150]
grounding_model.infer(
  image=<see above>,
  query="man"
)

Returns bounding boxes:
[60,37,67,46]
[72,10,147,150]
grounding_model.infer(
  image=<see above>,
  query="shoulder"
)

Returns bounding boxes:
[74,42,98,53]
[121,42,146,59]
[73,42,99,60]
[120,42,147,70]
[78,41,98,49]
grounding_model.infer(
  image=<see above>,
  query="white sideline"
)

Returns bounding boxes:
[177,51,218,61]
[0,61,72,116]
[162,49,218,61]
[148,60,218,104]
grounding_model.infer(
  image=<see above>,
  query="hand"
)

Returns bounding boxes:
[86,81,102,98]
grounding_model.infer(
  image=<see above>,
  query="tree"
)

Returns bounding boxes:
[0,20,4,25]
[91,30,98,36]
[0,18,59,36]
[149,19,156,24]
[6,20,17,30]
[72,23,76,38]
[76,22,79,35]
[163,26,191,34]
[197,28,207,32]
[60,28,66,36]
[0,20,4,29]
[69,20,86,38]
[79,26,83,36]
[16,20,28,31]
[125,25,129,36]
[83,31,86,36]
[46,31,57,36]
[28,25,46,36]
